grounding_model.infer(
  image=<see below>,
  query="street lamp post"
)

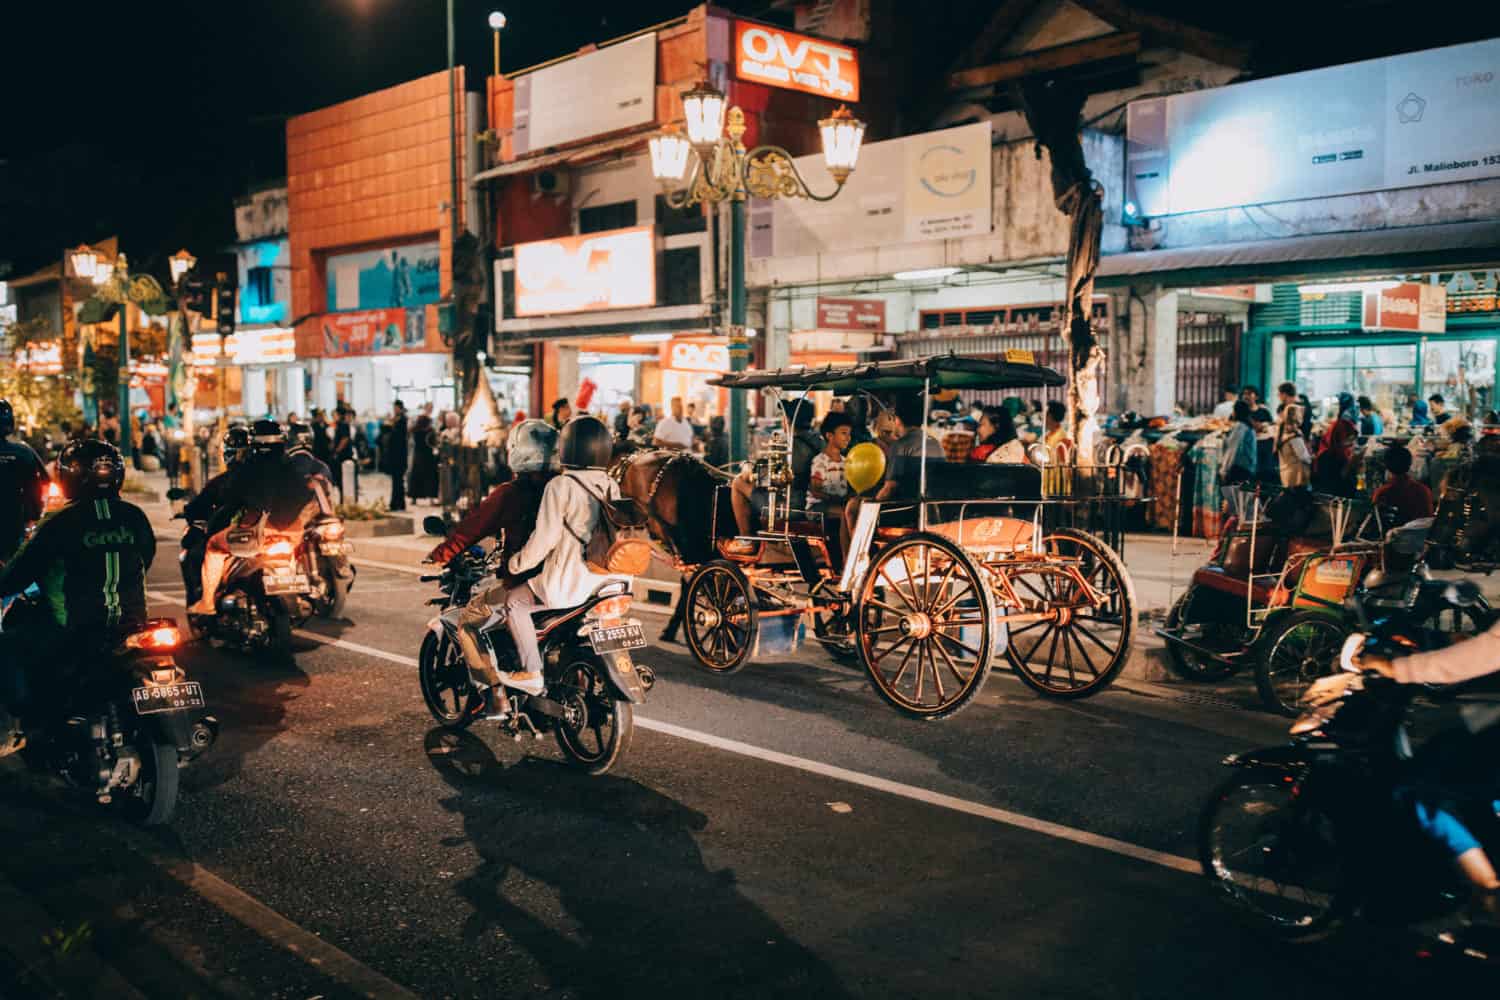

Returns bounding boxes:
[488,11,506,77]
[168,249,197,486]
[649,85,865,462]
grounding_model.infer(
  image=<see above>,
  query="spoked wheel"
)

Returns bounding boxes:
[683,561,759,675]
[855,532,994,720]
[553,660,634,776]
[1199,769,1350,941]
[118,739,179,826]
[1003,529,1136,699]
[1162,589,1238,682]
[1255,611,1348,717]
[419,631,480,729]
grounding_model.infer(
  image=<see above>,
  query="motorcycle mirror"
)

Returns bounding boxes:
[1444,581,1484,609]
[422,515,449,537]
[166,487,189,501]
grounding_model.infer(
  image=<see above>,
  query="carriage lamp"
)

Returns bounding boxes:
[168,248,197,283]
[650,83,865,464]
[70,244,98,280]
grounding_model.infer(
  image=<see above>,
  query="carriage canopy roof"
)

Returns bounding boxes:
[708,353,1067,394]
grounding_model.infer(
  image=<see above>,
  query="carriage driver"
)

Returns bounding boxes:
[725,398,825,555]
[445,416,630,721]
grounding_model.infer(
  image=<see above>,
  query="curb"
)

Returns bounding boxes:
[0,872,148,999]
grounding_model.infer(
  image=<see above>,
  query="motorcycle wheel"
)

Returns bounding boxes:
[1163,590,1237,682]
[1199,768,1351,942]
[267,605,294,661]
[322,560,350,619]
[419,631,479,729]
[553,659,633,776]
[118,739,180,826]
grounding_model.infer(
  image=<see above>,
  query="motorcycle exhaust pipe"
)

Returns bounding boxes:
[190,716,219,753]
[635,664,657,692]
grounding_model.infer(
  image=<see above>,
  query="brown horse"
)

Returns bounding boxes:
[610,445,736,568]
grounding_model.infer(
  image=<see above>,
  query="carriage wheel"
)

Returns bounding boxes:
[1003,528,1136,699]
[683,560,759,675]
[855,532,994,720]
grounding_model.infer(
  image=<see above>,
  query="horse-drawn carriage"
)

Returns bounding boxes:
[621,354,1139,720]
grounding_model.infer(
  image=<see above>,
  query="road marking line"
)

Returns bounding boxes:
[148,590,1201,875]
[634,718,1200,876]
[147,855,420,1000]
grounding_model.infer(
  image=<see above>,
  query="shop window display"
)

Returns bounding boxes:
[1294,344,1416,421]
[1422,339,1496,419]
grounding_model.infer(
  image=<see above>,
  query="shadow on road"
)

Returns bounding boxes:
[175,641,311,791]
[424,728,852,999]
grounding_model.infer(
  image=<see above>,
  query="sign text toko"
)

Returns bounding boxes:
[1362,283,1446,333]
[733,22,859,101]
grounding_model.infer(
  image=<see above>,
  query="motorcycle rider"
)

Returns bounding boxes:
[188,419,324,616]
[285,419,337,514]
[1341,622,1500,929]
[0,399,49,562]
[179,425,251,607]
[447,415,627,719]
[0,441,155,756]
[425,418,558,567]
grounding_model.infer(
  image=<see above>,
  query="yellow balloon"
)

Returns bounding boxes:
[844,442,886,494]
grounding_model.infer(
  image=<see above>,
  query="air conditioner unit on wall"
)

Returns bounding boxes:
[532,170,570,198]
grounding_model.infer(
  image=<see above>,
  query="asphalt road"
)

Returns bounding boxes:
[0,558,1492,998]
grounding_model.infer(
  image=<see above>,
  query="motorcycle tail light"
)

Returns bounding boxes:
[317,521,345,540]
[589,596,633,621]
[127,624,181,651]
[266,538,295,558]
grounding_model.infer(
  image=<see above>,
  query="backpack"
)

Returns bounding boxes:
[563,474,653,576]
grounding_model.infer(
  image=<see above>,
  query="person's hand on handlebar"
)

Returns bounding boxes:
[1353,651,1395,678]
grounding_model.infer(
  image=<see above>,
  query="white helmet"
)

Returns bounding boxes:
[508,418,558,474]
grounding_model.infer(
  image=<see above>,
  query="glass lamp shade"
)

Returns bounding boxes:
[681,82,726,149]
[488,10,506,29]
[91,257,115,285]
[70,245,98,280]
[819,106,866,182]
[648,129,692,182]
[169,249,197,282]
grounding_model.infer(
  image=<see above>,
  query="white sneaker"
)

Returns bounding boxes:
[499,670,545,696]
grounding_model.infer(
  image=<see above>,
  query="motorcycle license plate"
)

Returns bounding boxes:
[319,542,351,556]
[589,621,646,654]
[265,569,310,595]
[132,681,206,715]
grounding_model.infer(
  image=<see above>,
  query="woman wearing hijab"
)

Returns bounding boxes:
[1219,401,1258,486]
[1275,402,1312,488]
[1313,394,1360,494]
[407,412,440,503]
[1410,398,1434,428]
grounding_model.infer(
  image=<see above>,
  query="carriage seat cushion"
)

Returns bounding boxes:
[1193,566,1274,604]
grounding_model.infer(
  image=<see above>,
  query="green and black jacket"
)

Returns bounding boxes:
[0,497,156,629]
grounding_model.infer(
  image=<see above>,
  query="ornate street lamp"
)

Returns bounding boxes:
[168,248,197,283]
[649,82,865,462]
[70,244,98,281]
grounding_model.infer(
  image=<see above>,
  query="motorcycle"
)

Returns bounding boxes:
[416,516,655,776]
[179,514,310,659]
[1200,572,1500,958]
[303,512,355,619]
[0,598,217,825]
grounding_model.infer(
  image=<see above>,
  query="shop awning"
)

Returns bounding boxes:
[471,133,650,185]
[710,354,1066,394]
[1095,219,1500,288]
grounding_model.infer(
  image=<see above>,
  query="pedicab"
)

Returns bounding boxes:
[669,353,1139,720]
[1156,484,1492,715]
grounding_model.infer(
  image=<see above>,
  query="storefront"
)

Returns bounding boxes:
[302,307,454,417]
[1257,273,1500,423]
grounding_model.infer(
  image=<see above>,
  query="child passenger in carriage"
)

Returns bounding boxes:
[809,412,853,566]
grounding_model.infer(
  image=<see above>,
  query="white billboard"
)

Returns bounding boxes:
[513,33,656,155]
[1128,38,1500,218]
[751,121,992,259]
[513,225,656,316]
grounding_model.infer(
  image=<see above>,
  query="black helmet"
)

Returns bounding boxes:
[557,415,613,470]
[0,399,12,438]
[223,425,252,467]
[286,420,313,455]
[57,439,125,500]
[250,419,286,460]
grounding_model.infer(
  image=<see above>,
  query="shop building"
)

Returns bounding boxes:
[1098,37,1500,422]
[286,70,480,418]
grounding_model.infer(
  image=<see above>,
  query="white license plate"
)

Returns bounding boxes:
[319,543,350,556]
[589,621,646,654]
[265,570,310,594]
[132,681,206,715]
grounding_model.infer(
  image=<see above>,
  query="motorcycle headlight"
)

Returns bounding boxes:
[316,521,345,541]
[265,537,296,559]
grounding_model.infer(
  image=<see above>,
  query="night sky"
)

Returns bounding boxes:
[0,0,745,281]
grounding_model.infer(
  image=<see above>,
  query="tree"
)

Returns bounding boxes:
[0,317,82,437]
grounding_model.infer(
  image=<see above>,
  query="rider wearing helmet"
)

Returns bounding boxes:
[188,419,325,616]
[446,415,627,718]
[0,440,156,751]
[285,419,336,512]
[0,399,49,562]
[426,418,558,566]
[177,425,252,607]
